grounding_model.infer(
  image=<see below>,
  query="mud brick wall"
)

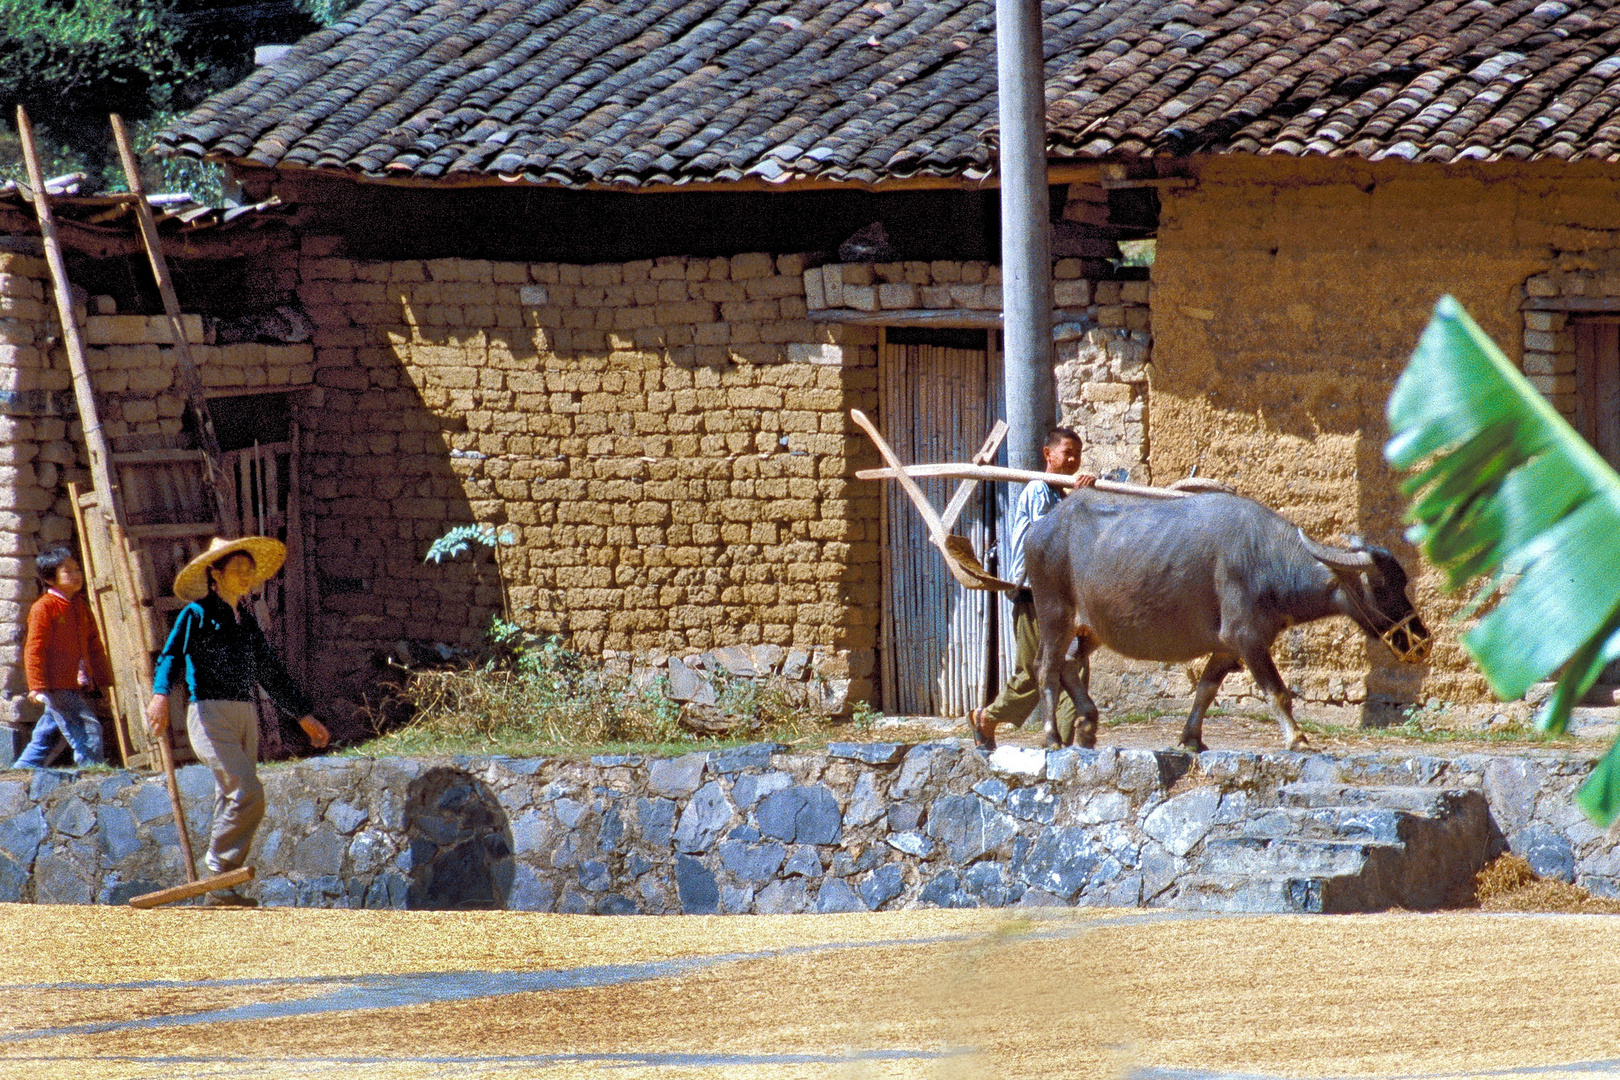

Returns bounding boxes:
[0,252,88,726]
[293,242,882,707]
[81,314,314,450]
[805,259,1155,482]
[0,249,314,726]
[1146,156,1620,714]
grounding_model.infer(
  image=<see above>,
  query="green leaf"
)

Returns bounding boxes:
[1386,296,1620,825]
[1577,738,1620,825]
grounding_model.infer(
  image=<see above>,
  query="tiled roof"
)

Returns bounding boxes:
[156,0,1620,188]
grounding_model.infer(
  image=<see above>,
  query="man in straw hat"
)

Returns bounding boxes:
[144,536,329,907]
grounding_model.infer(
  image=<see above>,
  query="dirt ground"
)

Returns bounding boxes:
[870,705,1603,757]
[3,903,1619,1080]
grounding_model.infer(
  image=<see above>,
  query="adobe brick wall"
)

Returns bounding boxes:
[806,259,1155,481]
[293,243,883,708]
[0,249,314,726]
[1149,156,1620,711]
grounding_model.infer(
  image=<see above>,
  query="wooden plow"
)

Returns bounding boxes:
[850,409,1225,591]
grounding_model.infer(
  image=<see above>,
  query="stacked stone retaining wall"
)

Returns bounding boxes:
[0,744,1610,911]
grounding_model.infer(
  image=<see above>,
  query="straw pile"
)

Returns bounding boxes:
[1475,853,1620,913]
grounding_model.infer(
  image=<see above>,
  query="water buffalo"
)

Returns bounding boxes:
[1022,488,1431,752]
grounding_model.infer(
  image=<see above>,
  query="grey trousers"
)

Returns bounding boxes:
[187,700,264,874]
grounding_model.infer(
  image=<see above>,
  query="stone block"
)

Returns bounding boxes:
[877,282,918,309]
[841,284,878,312]
[839,263,874,286]
[756,784,842,845]
[83,316,149,346]
[815,878,867,912]
[674,853,719,913]
[1054,279,1092,307]
[673,780,733,853]
[927,794,1017,862]
[802,268,827,310]
[717,838,786,882]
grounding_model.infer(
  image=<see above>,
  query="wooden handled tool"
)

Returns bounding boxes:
[128,718,255,908]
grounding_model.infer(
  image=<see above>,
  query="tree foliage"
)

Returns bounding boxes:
[0,0,353,198]
[1386,296,1620,824]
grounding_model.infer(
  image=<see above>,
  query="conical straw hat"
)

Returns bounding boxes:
[173,536,286,602]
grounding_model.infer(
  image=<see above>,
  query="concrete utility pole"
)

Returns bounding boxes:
[995,0,1055,472]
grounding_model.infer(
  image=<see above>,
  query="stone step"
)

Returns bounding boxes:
[1201,836,1401,878]
[1277,782,1472,814]
[1155,873,1348,914]
[1234,804,1410,844]
[1169,786,1491,914]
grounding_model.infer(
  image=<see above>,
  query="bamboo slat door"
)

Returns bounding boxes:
[88,433,305,767]
[879,329,996,716]
[220,431,306,761]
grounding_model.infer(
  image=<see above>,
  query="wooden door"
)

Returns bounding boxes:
[1572,319,1620,686]
[1574,319,1620,468]
[220,428,306,760]
[879,328,996,716]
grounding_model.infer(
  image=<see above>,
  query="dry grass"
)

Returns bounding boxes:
[11,906,1620,1080]
[1474,853,1620,913]
[354,631,836,757]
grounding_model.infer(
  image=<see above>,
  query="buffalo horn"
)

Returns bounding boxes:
[1298,529,1377,571]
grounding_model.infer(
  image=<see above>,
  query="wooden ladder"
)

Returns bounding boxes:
[20,109,238,770]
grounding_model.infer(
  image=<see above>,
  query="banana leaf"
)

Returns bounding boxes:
[1386,295,1620,826]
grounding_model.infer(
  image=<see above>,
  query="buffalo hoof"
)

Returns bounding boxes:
[1180,737,1208,753]
[1042,732,1064,749]
[1287,734,1311,752]
[969,708,996,752]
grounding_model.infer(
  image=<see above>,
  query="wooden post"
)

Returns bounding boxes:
[16,107,121,516]
[995,0,1055,472]
[109,113,237,536]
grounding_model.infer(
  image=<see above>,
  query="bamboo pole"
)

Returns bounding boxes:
[109,113,237,536]
[16,108,121,515]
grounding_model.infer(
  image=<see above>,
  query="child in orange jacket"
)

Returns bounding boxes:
[16,546,113,768]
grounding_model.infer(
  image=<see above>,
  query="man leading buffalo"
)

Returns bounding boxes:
[144,536,329,907]
[970,427,1095,751]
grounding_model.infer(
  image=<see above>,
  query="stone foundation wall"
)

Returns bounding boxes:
[0,744,1609,910]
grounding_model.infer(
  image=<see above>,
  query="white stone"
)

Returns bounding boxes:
[989,745,1046,778]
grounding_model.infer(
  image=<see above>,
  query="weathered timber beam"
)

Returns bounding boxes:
[808,307,1094,328]
[856,462,1207,500]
